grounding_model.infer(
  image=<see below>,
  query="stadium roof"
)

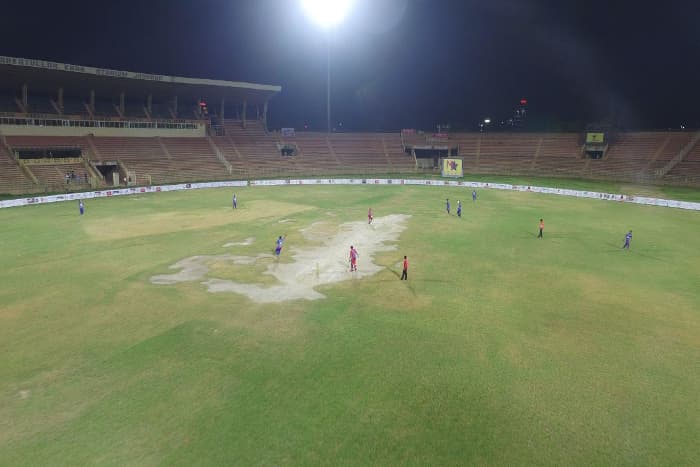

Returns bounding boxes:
[0,56,281,104]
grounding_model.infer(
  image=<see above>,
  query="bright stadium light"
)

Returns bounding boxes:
[301,0,353,133]
[301,0,353,28]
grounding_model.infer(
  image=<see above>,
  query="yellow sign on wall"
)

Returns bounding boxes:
[586,132,605,144]
[441,158,463,178]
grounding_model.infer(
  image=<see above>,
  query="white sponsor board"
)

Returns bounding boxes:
[2,179,699,212]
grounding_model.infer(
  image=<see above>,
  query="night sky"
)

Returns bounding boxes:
[0,0,698,131]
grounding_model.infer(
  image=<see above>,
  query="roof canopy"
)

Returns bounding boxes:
[0,56,281,105]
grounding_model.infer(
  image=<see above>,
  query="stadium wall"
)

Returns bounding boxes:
[0,124,206,138]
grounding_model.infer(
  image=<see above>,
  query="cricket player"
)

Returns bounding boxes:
[538,218,544,238]
[274,235,285,257]
[472,190,477,202]
[368,207,373,224]
[446,198,451,214]
[349,245,359,272]
[622,230,632,249]
[401,255,408,280]
[79,200,84,216]
[232,194,237,209]
[457,200,462,217]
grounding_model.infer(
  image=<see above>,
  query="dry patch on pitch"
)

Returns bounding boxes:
[222,237,255,248]
[151,214,410,303]
[83,201,313,240]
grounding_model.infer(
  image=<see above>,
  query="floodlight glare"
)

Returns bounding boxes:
[301,0,353,28]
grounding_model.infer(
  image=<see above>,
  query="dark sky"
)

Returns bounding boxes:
[1,0,698,131]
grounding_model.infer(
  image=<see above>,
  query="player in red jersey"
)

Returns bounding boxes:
[349,245,359,271]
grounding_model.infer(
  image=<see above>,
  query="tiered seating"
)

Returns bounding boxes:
[28,163,90,189]
[225,120,297,176]
[533,134,583,176]
[665,138,700,185]
[161,137,227,181]
[278,132,340,173]
[382,133,415,171]
[476,133,539,174]
[453,133,481,172]
[329,133,390,172]
[646,132,694,172]
[401,131,428,147]
[92,137,170,184]
[210,136,249,174]
[587,132,664,179]
[0,144,36,194]
[1,129,699,192]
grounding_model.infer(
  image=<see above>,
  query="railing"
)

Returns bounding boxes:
[20,157,84,165]
[0,115,200,130]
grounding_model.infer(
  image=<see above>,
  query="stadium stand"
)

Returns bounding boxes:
[161,137,229,182]
[533,134,584,176]
[225,120,297,176]
[91,137,170,184]
[329,133,392,171]
[664,136,700,185]
[26,162,90,189]
[0,150,35,193]
[382,133,416,171]
[1,57,700,193]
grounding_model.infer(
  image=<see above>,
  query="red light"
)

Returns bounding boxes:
[520,99,528,105]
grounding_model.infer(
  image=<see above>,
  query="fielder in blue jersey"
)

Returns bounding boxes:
[232,194,237,209]
[457,200,462,217]
[274,235,286,257]
[78,200,84,216]
[446,198,451,214]
[622,230,632,249]
[472,190,477,202]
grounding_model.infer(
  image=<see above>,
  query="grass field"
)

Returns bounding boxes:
[1,184,699,465]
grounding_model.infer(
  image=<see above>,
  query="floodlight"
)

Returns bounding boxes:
[484,118,491,124]
[301,0,353,28]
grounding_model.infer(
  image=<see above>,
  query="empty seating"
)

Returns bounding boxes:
[1,128,699,193]
[0,144,36,194]
[665,138,700,185]
[161,137,228,182]
[28,163,90,190]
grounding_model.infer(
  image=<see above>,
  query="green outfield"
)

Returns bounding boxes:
[1,183,699,466]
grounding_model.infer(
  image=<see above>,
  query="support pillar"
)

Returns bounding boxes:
[119,92,125,116]
[256,105,260,120]
[22,84,28,108]
[172,96,178,117]
[242,100,247,128]
[220,98,225,122]
[262,101,269,131]
[147,94,152,114]
[89,90,95,113]
[57,87,64,112]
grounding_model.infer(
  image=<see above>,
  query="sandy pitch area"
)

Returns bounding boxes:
[150,214,410,303]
